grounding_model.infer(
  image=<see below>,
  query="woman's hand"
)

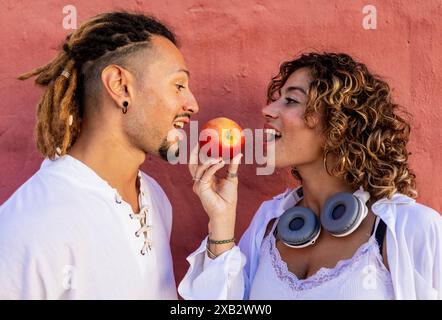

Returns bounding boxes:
[189,145,242,257]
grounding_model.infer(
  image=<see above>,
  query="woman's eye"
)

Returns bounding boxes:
[176,84,186,91]
[285,97,299,105]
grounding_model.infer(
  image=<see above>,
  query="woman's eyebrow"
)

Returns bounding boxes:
[284,86,307,95]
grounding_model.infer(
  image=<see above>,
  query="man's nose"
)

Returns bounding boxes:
[183,92,199,114]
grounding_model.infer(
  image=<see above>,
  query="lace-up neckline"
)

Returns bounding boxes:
[45,156,156,257]
[115,172,153,256]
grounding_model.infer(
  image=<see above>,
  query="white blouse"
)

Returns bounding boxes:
[179,187,442,300]
[249,217,395,299]
[0,155,177,299]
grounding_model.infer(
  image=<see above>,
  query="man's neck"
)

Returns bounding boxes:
[68,125,146,210]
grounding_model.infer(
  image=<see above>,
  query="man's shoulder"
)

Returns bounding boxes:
[1,161,89,211]
[0,163,101,242]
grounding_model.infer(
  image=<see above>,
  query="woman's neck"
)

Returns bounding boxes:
[296,161,354,216]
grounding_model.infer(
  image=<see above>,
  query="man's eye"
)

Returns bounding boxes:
[176,84,186,91]
[285,97,299,105]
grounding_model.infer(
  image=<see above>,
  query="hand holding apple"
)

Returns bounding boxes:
[189,140,243,258]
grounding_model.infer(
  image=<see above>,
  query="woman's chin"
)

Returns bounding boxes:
[262,159,284,169]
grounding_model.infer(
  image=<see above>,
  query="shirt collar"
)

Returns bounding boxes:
[41,155,145,203]
[273,186,303,214]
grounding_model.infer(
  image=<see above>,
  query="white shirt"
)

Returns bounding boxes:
[178,187,442,300]
[0,155,177,299]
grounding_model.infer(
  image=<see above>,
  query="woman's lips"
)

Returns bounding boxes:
[263,125,282,143]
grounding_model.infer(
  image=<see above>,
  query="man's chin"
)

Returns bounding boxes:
[158,143,179,162]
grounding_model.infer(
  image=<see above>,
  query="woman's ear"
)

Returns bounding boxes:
[305,113,320,128]
[101,64,134,110]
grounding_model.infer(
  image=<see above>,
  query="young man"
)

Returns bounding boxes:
[0,12,198,299]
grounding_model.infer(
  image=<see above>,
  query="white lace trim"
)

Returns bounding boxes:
[267,233,393,292]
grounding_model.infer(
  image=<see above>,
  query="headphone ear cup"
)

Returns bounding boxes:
[320,192,363,237]
[276,206,321,248]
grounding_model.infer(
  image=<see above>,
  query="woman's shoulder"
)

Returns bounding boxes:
[399,200,441,238]
[404,201,441,222]
[254,188,294,214]
[247,188,300,231]
[239,189,294,253]
[373,194,442,238]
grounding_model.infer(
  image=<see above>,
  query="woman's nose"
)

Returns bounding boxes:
[262,102,279,120]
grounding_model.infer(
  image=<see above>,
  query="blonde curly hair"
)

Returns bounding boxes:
[267,52,417,201]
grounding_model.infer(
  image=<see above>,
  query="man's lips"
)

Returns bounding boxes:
[173,117,190,129]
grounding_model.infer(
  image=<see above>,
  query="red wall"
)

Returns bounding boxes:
[1,0,441,285]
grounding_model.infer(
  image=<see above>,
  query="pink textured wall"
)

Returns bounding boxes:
[1,0,441,284]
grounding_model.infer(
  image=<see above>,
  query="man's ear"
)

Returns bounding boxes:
[101,65,135,110]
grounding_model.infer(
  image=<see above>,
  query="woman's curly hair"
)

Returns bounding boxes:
[267,52,417,201]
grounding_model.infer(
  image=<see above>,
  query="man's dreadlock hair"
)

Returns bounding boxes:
[19,12,176,159]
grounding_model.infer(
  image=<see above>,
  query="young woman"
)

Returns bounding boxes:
[178,52,441,300]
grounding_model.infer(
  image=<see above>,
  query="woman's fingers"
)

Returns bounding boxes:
[196,160,226,193]
[226,153,243,182]
[193,157,222,181]
[199,159,226,184]
[192,158,223,195]
[188,143,199,178]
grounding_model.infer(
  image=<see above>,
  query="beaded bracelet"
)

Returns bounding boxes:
[207,237,236,245]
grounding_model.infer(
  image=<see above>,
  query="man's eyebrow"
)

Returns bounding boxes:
[284,86,307,95]
[176,68,190,78]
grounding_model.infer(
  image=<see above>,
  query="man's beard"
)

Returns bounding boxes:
[158,138,180,162]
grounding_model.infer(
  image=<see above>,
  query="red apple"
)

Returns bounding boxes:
[199,117,245,160]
